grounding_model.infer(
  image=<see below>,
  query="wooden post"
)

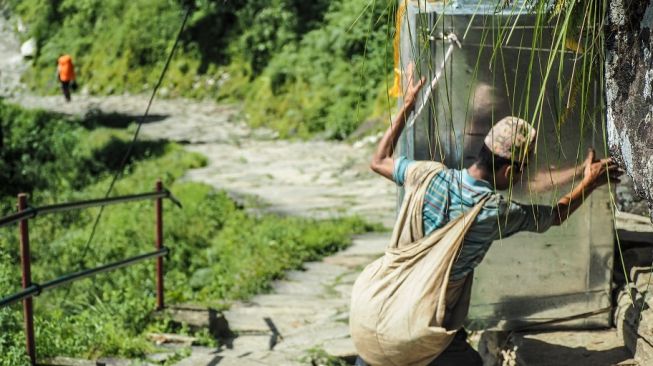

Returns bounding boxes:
[18,193,36,365]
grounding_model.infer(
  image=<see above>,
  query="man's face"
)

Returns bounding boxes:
[494,162,525,190]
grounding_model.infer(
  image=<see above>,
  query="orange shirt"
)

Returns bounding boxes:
[57,55,75,82]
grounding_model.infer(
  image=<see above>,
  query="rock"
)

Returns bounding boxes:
[20,37,36,58]
[146,352,176,364]
[16,18,27,34]
[163,304,230,338]
[614,283,653,360]
[510,330,633,366]
[147,332,196,346]
[477,331,511,366]
[606,0,653,221]
[623,248,653,273]
[322,337,357,358]
[95,358,131,366]
[616,211,653,245]
[630,266,653,290]
[634,337,653,365]
[41,357,96,366]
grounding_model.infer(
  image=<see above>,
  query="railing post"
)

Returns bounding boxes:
[155,180,164,310]
[18,193,36,366]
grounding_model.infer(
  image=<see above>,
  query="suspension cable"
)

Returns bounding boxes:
[64,7,192,297]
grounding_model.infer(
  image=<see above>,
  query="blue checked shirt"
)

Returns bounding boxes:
[394,157,555,281]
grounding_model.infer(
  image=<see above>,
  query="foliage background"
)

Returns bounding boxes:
[5,0,396,139]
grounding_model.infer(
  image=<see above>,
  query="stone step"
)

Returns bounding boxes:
[284,268,343,283]
[243,293,338,308]
[174,347,303,366]
[299,261,351,276]
[41,358,97,366]
[235,296,347,317]
[510,330,634,366]
[218,335,273,357]
[322,337,357,359]
[324,254,378,269]
[274,323,351,351]
[341,233,389,256]
[162,304,229,337]
[271,279,330,296]
[223,305,338,335]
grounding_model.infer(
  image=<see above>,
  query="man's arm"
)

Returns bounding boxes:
[370,64,425,181]
[551,148,623,226]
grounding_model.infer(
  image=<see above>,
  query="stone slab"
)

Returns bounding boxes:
[224,305,337,335]
[512,330,633,366]
[217,335,273,357]
[275,323,351,350]
[41,358,97,366]
[174,353,263,366]
[163,305,227,337]
[322,337,357,358]
[243,293,339,308]
[323,255,377,268]
[339,234,389,256]
[271,280,329,296]
[634,337,653,365]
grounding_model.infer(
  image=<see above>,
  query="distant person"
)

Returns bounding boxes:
[56,54,76,102]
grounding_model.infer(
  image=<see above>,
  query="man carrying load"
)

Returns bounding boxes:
[350,65,623,366]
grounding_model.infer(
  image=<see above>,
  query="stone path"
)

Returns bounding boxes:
[175,234,388,366]
[10,95,396,228]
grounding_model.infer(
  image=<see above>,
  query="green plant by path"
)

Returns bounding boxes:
[0,102,378,364]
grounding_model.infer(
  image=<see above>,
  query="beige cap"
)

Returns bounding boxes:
[484,116,536,161]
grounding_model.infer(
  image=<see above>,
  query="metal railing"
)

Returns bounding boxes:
[0,180,180,365]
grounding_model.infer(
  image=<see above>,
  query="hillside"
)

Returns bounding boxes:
[5,0,395,139]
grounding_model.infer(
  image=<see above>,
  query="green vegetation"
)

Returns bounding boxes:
[303,347,350,366]
[0,101,377,364]
[7,0,396,139]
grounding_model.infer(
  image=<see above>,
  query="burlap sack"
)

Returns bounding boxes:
[350,161,488,366]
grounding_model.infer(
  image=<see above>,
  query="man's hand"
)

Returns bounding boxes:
[552,148,624,226]
[582,148,623,189]
[403,63,426,107]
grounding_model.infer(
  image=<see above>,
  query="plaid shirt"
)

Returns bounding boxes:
[394,157,554,281]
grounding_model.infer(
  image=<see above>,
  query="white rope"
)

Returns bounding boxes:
[406,33,461,129]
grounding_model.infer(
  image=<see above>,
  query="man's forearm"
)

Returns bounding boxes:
[552,179,596,226]
[373,102,415,163]
[370,67,424,180]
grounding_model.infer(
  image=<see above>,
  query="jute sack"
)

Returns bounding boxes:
[350,161,489,366]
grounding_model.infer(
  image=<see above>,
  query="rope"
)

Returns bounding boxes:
[406,33,461,130]
[65,7,191,296]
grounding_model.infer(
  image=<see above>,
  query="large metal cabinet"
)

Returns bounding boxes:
[398,0,614,330]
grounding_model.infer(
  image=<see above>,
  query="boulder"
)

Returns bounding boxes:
[20,37,36,58]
